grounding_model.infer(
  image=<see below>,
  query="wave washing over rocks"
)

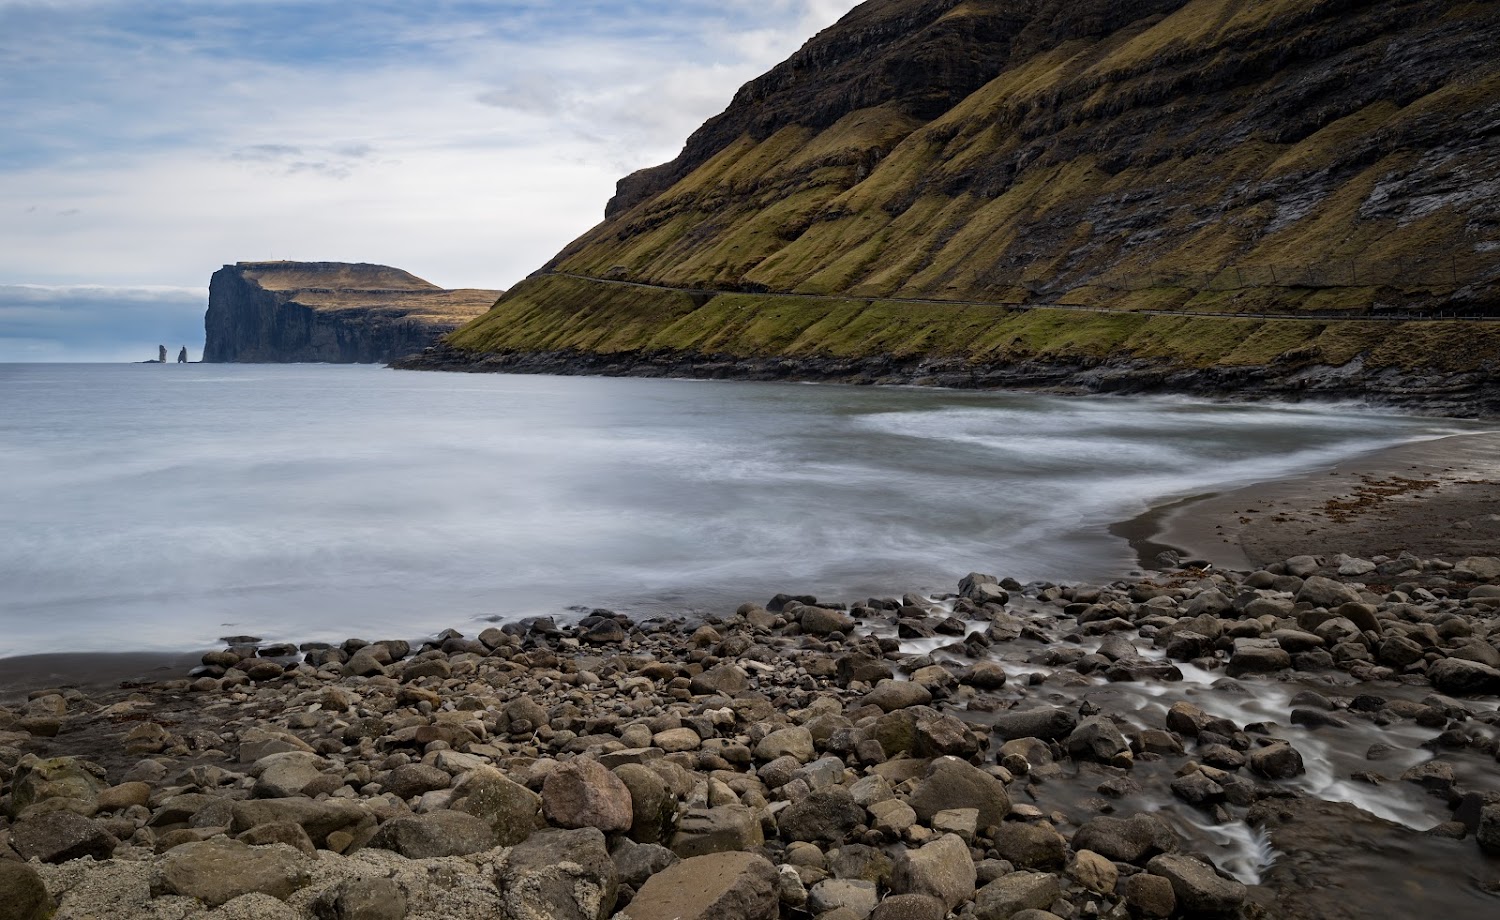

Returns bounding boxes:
[2,554,1500,920]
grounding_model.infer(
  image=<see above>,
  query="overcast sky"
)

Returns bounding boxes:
[0,0,860,360]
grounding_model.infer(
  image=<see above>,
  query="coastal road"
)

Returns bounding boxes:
[544,271,1498,324]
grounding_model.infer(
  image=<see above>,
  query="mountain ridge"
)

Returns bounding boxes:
[406,0,1500,410]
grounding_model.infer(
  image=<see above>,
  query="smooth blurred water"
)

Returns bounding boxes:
[0,364,1475,655]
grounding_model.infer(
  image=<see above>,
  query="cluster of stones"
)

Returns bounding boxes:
[0,553,1497,920]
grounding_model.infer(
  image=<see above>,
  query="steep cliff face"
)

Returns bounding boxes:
[203,262,499,363]
[427,0,1500,403]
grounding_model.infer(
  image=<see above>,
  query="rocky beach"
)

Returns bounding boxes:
[3,446,1499,920]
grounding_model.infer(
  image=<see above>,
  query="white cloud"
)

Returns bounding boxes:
[0,0,863,328]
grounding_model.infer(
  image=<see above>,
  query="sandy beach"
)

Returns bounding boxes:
[1135,429,1500,572]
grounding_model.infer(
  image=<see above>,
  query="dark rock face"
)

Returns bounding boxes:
[203,261,498,363]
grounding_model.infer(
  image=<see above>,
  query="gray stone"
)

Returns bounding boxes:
[1071,814,1178,864]
[0,860,54,920]
[11,810,117,863]
[150,838,311,907]
[251,751,328,799]
[870,894,946,920]
[1249,743,1305,780]
[891,833,976,911]
[1064,717,1129,763]
[994,822,1067,870]
[618,850,778,920]
[1146,853,1246,914]
[237,821,317,856]
[313,877,407,920]
[1296,576,1361,609]
[230,797,372,848]
[452,767,543,846]
[864,680,933,713]
[383,763,450,800]
[754,726,815,763]
[671,805,764,857]
[542,758,633,833]
[908,756,1011,830]
[1428,658,1500,695]
[1478,804,1500,854]
[8,755,104,817]
[1124,874,1176,918]
[990,708,1077,742]
[365,810,495,858]
[778,787,864,844]
[809,879,879,918]
[611,839,680,887]
[690,663,750,697]
[801,607,856,636]
[613,763,676,844]
[973,871,1060,920]
[496,827,619,920]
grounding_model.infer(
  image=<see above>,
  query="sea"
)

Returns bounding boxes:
[0,363,1478,658]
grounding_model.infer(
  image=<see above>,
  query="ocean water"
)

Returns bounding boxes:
[0,363,1475,656]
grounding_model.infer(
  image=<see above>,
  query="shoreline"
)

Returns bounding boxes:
[1132,430,1500,571]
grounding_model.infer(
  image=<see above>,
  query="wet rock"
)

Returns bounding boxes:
[890,833,976,910]
[150,838,311,907]
[1249,743,1306,780]
[994,822,1067,870]
[11,810,117,863]
[864,680,933,712]
[543,758,634,832]
[620,850,778,920]
[778,787,865,844]
[1478,804,1500,853]
[1123,873,1176,918]
[1170,771,1225,807]
[913,710,981,758]
[973,871,1060,920]
[1071,814,1178,864]
[1146,854,1247,915]
[908,757,1011,829]
[801,607,855,636]
[1226,642,1291,677]
[1297,576,1362,609]
[313,877,407,920]
[1428,658,1500,696]
[991,708,1077,742]
[365,810,495,858]
[496,827,618,920]
[0,861,54,920]
[1064,716,1130,763]
[671,805,764,856]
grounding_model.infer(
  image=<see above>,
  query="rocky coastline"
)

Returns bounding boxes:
[3,548,1499,920]
[393,344,1500,420]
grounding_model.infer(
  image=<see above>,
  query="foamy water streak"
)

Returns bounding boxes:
[0,364,1476,655]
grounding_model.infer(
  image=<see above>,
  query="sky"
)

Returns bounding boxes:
[0,0,862,361]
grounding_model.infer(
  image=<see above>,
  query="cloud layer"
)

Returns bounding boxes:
[0,0,861,358]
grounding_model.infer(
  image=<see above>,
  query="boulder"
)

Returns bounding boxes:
[1146,854,1247,914]
[1478,804,1500,853]
[613,763,676,844]
[864,680,933,713]
[908,757,1011,830]
[1249,743,1305,780]
[313,877,407,920]
[1428,658,1500,696]
[495,827,618,920]
[230,797,372,848]
[1068,849,1118,895]
[801,607,855,636]
[8,755,104,817]
[1071,814,1178,865]
[870,894,946,920]
[990,708,1077,742]
[973,871,1060,920]
[778,788,865,844]
[1064,717,1130,763]
[1296,577,1361,609]
[452,767,544,846]
[365,810,495,858]
[755,727,815,763]
[11,811,117,863]
[808,879,879,918]
[0,861,54,920]
[150,839,311,907]
[890,833,976,910]
[671,805,764,857]
[994,822,1067,870]
[383,763,450,800]
[1123,874,1176,918]
[542,758,633,833]
[619,850,778,920]
[251,751,328,799]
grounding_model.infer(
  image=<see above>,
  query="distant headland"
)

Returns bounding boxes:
[202,261,500,364]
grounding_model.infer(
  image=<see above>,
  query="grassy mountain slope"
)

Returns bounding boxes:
[433,0,1500,400]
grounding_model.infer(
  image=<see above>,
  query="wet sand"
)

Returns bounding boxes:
[0,651,201,705]
[1134,430,1500,571]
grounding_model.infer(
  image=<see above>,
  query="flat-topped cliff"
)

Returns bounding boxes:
[203,261,500,363]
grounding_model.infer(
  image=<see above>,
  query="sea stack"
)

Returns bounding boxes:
[202,261,500,364]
